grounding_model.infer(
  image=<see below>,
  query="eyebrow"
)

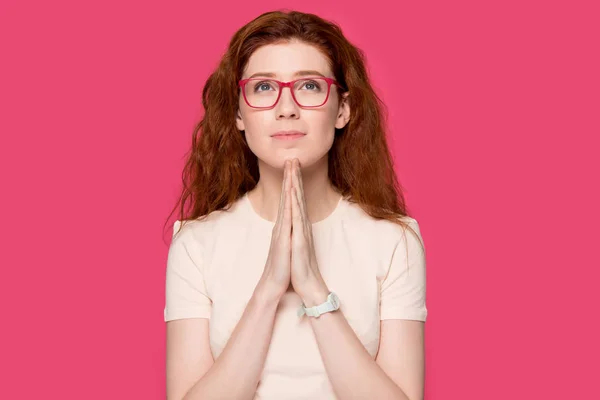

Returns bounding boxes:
[247,70,326,79]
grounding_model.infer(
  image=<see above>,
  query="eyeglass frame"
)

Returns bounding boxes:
[238,76,345,109]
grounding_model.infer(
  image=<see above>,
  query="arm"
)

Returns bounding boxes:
[300,285,417,400]
[178,163,295,399]
[376,319,425,400]
[167,281,281,400]
[297,217,427,400]
[164,220,285,400]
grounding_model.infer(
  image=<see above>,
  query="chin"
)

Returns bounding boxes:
[274,154,302,168]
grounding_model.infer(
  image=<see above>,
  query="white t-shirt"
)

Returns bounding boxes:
[164,192,428,399]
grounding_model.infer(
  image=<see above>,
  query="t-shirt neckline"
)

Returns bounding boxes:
[243,191,346,230]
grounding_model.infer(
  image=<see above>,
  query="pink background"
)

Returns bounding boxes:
[1,0,598,398]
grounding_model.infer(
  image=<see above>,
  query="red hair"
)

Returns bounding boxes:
[164,9,423,249]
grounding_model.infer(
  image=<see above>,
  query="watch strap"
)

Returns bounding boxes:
[297,292,339,318]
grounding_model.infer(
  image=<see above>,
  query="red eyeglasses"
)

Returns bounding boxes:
[238,77,344,109]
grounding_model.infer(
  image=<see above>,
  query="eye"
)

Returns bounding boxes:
[254,80,276,92]
[298,79,323,91]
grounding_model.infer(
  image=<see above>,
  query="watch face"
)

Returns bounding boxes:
[329,293,340,309]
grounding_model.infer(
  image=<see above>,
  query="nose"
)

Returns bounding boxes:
[275,85,299,119]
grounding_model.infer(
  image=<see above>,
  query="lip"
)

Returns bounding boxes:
[271,130,306,140]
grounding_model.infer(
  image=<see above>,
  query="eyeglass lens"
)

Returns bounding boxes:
[244,78,329,107]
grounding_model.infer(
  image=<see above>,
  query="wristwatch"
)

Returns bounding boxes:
[297,292,341,318]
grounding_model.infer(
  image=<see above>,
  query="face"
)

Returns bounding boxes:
[236,40,350,170]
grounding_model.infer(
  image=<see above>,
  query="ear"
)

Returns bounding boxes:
[235,107,245,131]
[335,91,350,130]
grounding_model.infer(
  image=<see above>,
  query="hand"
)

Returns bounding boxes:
[256,159,293,302]
[289,158,329,304]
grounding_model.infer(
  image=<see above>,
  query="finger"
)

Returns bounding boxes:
[290,160,298,201]
[291,187,303,238]
[297,163,309,222]
[276,160,289,226]
[295,159,305,194]
[293,160,308,225]
[281,163,293,240]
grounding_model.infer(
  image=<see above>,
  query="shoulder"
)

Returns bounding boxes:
[172,196,248,246]
[341,199,422,248]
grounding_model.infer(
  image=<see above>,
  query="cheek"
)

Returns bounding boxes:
[311,113,337,141]
[242,116,279,163]
[243,115,270,144]
[304,120,336,156]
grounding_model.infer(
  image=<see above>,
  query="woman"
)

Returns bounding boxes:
[163,10,428,400]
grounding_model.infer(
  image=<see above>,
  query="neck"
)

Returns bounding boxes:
[248,156,341,224]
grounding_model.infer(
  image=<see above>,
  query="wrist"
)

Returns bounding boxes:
[298,281,330,308]
[253,279,284,308]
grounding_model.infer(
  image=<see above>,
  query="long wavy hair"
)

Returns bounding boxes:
[163,9,423,251]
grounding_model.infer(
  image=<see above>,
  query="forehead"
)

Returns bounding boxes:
[242,41,332,79]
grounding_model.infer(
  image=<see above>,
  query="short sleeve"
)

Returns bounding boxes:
[379,218,428,321]
[163,220,212,322]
